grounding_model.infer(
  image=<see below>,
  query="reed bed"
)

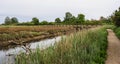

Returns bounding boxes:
[0,25,73,33]
[15,26,108,64]
[0,25,74,42]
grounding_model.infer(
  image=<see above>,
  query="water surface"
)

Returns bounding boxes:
[0,36,63,64]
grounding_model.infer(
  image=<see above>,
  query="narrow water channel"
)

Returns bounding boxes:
[0,36,64,64]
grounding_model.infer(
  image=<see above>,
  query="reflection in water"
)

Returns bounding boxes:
[0,36,64,64]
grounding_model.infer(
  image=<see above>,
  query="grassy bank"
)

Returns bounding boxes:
[113,26,120,39]
[15,26,108,64]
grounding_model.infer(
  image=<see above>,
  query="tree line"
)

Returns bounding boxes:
[3,12,105,25]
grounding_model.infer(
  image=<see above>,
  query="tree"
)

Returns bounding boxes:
[4,16,12,25]
[76,14,85,24]
[31,17,39,25]
[40,20,48,25]
[100,16,108,22]
[49,22,55,25]
[119,7,120,11]
[64,12,73,22]
[11,17,19,24]
[4,17,19,25]
[70,16,76,24]
[55,18,61,23]
[100,16,104,20]
[114,12,120,26]
[112,7,120,27]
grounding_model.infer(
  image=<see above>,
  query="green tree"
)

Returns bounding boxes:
[70,16,76,24]
[11,17,19,24]
[64,12,73,22]
[76,14,85,24]
[55,18,61,23]
[100,16,108,22]
[63,12,77,24]
[112,7,120,27]
[40,20,48,25]
[49,22,55,25]
[31,17,39,25]
[4,16,12,25]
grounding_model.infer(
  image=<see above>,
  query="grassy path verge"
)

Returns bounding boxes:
[105,29,120,64]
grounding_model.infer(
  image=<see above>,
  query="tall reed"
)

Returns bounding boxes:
[16,26,108,64]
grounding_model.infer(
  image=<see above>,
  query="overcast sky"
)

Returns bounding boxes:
[0,0,120,23]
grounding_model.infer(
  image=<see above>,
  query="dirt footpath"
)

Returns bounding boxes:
[105,29,120,64]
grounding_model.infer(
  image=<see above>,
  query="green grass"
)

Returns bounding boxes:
[15,26,108,64]
[114,26,120,39]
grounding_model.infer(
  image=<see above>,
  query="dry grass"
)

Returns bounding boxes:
[0,25,98,47]
[0,25,75,47]
[0,25,72,33]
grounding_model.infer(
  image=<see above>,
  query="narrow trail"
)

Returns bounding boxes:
[105,29,120,64]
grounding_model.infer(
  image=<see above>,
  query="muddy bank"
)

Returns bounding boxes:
[0,29,75,50]
[0,25,99,49]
